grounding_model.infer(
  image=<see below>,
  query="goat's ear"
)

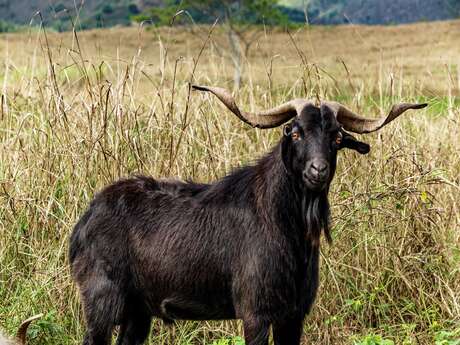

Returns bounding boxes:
[281,135,293,172]
[340,132,370,154]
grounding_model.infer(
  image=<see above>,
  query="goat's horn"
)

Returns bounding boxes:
[322,101,428,134]
[16,314,43,345]
[192,85,312,129]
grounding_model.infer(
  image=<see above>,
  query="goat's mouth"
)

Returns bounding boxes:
[303,174,328,191]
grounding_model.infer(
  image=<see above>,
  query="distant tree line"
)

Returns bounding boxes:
[0,20,20,33]
[1,0,459,33]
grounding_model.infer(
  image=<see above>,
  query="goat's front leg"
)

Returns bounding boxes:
[272,314,304,345]
[243,315,270,345]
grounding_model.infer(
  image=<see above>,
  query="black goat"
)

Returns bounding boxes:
[69,86,426,345]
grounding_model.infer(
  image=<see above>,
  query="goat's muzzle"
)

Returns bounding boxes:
[303,158,330,191]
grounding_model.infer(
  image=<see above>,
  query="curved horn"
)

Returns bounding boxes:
[16,314,43,345]
[192,85,312,129]
[322,101,428,134]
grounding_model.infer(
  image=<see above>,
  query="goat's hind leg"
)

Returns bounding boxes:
[115,306,152,345]
[80,276,125,345]
[273,314,304,345]
[243,315,270,345]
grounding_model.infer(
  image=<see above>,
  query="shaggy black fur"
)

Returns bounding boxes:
[69,104,369,345]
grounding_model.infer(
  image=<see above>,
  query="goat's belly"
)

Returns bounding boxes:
[152,295,236,321]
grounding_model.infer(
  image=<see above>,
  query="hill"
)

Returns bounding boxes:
[0,0,162,31]
[293,0,460,25]
[0,0,459,30]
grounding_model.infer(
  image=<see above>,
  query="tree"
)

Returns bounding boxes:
[447,0,460,16]
[134,0,289,89]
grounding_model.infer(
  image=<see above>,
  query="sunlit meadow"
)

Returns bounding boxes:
[1,19,459,344]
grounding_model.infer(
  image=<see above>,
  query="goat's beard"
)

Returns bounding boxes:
[302,192,332,243]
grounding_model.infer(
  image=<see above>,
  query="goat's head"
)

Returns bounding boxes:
[192,85,427,191]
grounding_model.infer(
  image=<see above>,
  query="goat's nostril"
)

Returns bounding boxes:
[311,162,327,173]
[308,159,329,181]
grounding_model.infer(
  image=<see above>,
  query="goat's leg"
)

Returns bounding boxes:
[115,311,152,345]
[273,314,304,345]
[243,316,270,345]
[80,276,125,345]
[81,317,112,345]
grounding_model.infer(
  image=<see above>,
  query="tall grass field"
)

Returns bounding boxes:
[0,20,459,344]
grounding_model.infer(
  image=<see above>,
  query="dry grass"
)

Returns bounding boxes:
[0,20,459,344]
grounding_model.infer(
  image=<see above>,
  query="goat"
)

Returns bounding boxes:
[0,314,42,345]
[69,85,426,345]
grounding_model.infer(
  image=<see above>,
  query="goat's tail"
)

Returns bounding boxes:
[69,207,94,266]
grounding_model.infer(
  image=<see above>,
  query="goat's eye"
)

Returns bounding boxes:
[292,132,301,141]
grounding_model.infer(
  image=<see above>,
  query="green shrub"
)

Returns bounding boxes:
[212,336,245,345]
[353,334,394,345]
[0,20,19,33]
